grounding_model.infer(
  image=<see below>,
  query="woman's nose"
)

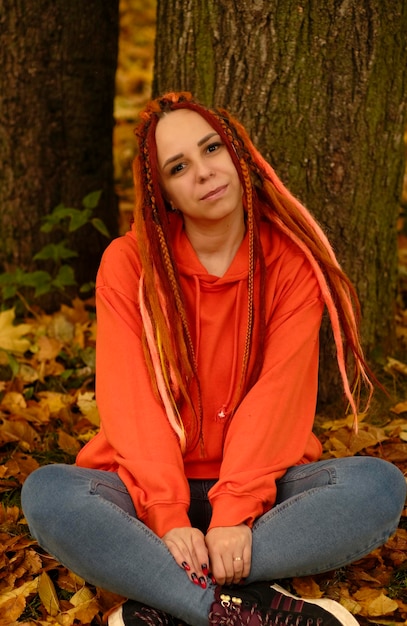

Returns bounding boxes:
[195,160,214,182]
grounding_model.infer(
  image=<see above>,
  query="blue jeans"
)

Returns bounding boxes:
[21,456,405,626]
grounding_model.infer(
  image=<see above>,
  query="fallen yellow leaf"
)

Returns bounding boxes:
[38,571,60,617]
[54,598,100,626]
[0,578,38,607]
[37,391,75,415]
[354,588,399,617]
[0,391,27,412]
[385,357,407,377]
[0,594,27,624]
[0,309,32,354]
[70,585,94,607]
[391,401,407,415]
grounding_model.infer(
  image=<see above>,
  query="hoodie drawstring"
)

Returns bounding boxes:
[193,276,244,422]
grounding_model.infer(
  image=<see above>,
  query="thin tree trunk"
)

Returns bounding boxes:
[0,0,119,286]
[154,0,407,406]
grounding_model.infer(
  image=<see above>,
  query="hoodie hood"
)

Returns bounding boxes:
[171,214,251,286]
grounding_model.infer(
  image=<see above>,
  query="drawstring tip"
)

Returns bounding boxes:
[215,404,227,421]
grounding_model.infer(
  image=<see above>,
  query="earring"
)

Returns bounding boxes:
[168,200,180,214]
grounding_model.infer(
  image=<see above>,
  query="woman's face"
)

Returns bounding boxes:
[155,109,243,231]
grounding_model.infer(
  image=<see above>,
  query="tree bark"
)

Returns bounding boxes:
[154,0,407,406]
[0,0,119,286]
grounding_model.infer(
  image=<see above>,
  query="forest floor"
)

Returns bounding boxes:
[1,0,407,624]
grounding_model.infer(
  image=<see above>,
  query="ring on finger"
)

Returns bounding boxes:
[233,556,243,562]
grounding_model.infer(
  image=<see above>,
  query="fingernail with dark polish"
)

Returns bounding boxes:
[191,573,199,585]
[199,576,207,589]
[209,573,216,584]
[182,561,190,571]
[201,563,209,575]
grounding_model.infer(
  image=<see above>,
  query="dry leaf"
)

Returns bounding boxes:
[0,417,40,450]
[0,309,32,354]
[18,401,51,425]
[338,595,362,615]
[0,593,27,624]
[1,452,40,483]
[354,588,399,617]
[70,586,94,606]
[37,392,75,415]
[57,430,81,455]
[391,401,407,415]
[54,598,100,626]
[381,443,407,463]
[291,576,323,598]
[47,312,75,343]
[321,414,359,431]
[60,299,91,325]
[0,577,37,607]
[325,424,388,457]
[18,363,39,384]
[36,336,63,362]
[77,392,100,426]
[21,549,43,576]
[0,391,27,412]
[76,391,96,415]
[38,572,60,617]
[56,569,85,594]
[385,357,407,377]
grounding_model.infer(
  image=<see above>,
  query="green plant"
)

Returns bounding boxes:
[0,191,110,310]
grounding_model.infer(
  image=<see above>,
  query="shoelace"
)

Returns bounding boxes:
[132,606,170,626]
[209,594,326,626]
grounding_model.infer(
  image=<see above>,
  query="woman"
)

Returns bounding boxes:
[22,93,406,626]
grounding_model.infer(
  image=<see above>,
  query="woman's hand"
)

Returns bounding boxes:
[205,524,252,585]
[162,527,210,588]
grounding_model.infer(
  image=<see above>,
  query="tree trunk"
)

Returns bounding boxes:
[0,0,119,287]
[153,0,407,407]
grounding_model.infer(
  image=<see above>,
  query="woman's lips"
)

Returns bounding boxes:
[200,184,228,201]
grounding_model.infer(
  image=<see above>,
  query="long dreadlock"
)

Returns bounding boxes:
[132,92,373,453]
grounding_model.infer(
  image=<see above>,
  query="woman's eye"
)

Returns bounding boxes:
[207,142,222,153]
[170,162,185,175]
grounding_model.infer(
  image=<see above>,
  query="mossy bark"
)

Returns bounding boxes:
[154,0,407,406]
[0,0,119,285]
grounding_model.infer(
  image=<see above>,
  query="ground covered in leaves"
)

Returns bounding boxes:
[2,0,407,624]
[1,298,407,625]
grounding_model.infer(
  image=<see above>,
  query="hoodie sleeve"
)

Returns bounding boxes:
[208,249,324,530]
[76,235,191,537]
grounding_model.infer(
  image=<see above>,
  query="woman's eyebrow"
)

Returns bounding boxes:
[162,132,219,169]
[162,152,183,169]
[197,132,218,146]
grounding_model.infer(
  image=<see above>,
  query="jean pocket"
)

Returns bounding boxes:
[275,463,337,504]
[90,471,136,517]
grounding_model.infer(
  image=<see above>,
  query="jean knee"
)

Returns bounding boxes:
[352,456,406,523]
[376,457,406,513]
[22,464,74,538]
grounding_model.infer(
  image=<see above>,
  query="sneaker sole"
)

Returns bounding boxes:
[272,584,359,626]
[108,605,124,626]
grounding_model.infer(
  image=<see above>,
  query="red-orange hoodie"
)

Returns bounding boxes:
[76,216,324,538]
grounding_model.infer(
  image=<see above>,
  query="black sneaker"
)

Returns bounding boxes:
[108,599,173,626]
[209,581,359,626]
